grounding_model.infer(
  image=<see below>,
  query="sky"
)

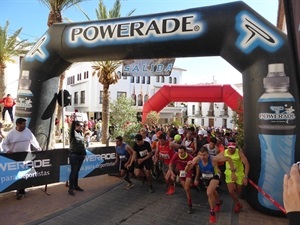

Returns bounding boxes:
[0,0,279,85]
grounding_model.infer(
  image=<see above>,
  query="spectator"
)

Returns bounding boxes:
[2,118,42,200]
[68,121,87,196]
[283,162,300,225]
[0,94,16,122]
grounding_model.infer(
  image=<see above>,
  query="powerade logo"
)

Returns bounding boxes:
[68,14,204,46]
[259,105,296,123]
[25,34,50,62]
[0,159,52,172]
[235,11,283,54]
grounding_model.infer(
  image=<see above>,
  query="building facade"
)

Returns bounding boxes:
[64,62,240,129]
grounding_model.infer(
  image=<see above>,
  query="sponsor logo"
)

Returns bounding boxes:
[25,35,49,62]
[0,159,52,172]
[235,11,283,54]
[68,14,203,45]
[259,105,296,123]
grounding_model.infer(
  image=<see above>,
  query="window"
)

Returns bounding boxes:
[117,92,126,98]
[144,94,149,102]
[156,76,159,82]
[99,91,103,104]
[74,92,78,104]
[138,94,143,106]
[192,105,195,115]
[136,76,140,83]
[147,76,150,84]
[169,77,172,84]
[131,94,136,106]
[142,76,145,84]
[77,73,82,81]
[173,77,177,84]
[80,91,85,104]
[130,76,135,83]
[161,76,165,83]
[84,71,89,79]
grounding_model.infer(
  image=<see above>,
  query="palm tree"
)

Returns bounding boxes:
[92,0,135,144]
[0,21,31,99]
[38,0,88,135]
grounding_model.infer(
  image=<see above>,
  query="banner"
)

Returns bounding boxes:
[122,58,175,76]
[0,147,119,193]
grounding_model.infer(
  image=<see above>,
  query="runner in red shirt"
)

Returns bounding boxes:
[169,145,194,214]
[155,133,180,195]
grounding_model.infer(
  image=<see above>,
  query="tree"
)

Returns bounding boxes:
[232,99,244,149]
[110,95,141,146]
[0,21,31,98]
[144,111,160,127]
[92,0,135,144]
[38,0,88,136]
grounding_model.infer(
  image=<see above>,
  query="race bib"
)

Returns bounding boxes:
[159,153,170,159]
[202,173,214,179]
[119,155,127,161]
[179,170,186,178]
[139,150,148,157]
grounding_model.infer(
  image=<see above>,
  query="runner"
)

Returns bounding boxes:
[219,140,250,213]
[154,133,180,195]
[133,133,154,193]
[115,136,135,189]
[169,145,194,213]
[186,146,236,223]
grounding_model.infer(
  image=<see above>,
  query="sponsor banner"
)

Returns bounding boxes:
[122,58,175,76]
[0,147,119,193]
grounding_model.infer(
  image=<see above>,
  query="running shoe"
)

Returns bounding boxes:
[148,185,154,193]
[187,205,193,214]
[209,212,216,223]
[124,182,134,190]
[166,185,175,195]
[234,203,243,213]
[214,199,223,212]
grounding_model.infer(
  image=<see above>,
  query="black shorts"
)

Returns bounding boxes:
[120,160,134,173]
[202,175,221,187]
[134,158,153,170]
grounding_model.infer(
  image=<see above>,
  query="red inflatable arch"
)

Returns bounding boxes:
[142,84,243,121]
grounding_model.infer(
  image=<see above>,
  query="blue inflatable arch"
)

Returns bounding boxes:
[17,1,299,216]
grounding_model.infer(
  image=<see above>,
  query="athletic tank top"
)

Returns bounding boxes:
[198,156,214,179]
[116,143,129,161]
[158,140,175,165]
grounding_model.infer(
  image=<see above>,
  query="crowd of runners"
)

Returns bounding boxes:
[114,124,250,224]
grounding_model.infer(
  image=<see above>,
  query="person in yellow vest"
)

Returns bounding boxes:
[218,140,249,213]
[0,94,16,122]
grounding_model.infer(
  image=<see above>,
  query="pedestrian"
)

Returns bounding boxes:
[283,162,300,225]
[0,94,16,123]
[169,145,194,214]
[115,136,135,189]
[96,119,102,142]
[1,118,42,200]
[218,140,249,213]
[186,146,236,223]
[68,120,86,196]
[133,133,154,193]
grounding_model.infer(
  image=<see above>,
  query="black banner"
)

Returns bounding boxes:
[0,147,119,193]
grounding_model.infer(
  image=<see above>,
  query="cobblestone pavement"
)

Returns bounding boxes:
[0,174,288,225]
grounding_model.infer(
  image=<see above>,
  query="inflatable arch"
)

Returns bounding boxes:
[142,84,243,121]
[16,1,299,216]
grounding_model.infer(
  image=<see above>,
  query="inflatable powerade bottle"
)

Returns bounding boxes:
[257,63,296,210]
[15,70,34,126]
